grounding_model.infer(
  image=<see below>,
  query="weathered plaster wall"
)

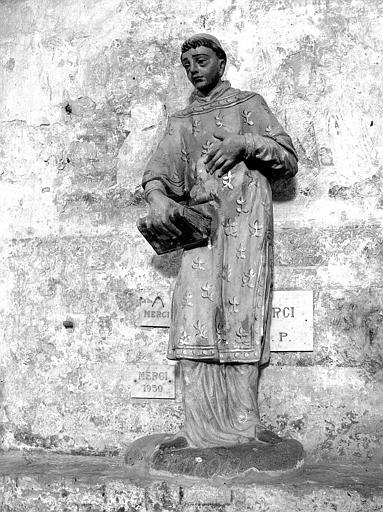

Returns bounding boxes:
[0,0,382,462]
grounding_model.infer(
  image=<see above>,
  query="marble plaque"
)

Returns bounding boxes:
[270,290,313,351]
[130,364,176,399]
[138,295,171,328]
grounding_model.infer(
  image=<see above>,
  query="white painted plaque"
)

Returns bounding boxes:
[138,295,171,328]
[270,290,313,351]
[130,364,175,399]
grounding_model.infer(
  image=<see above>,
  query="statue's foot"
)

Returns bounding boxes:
[254,426,283,445]
[157,434,189,452]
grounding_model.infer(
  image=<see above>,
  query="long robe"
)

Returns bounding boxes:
[142,81,298,366]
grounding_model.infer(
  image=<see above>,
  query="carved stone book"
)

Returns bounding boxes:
[137,206,212,255]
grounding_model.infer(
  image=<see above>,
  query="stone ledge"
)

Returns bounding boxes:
[0,451,382,511]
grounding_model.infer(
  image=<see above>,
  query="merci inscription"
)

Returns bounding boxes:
[129,364,176,399]
[138,295,171,328]
[270,290,313,351]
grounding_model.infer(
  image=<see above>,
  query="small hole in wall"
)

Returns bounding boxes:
[370,121,374,126]
[63,320,74,331]
[64,103,72,114]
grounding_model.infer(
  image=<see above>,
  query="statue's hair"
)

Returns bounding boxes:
[181,37,227,63]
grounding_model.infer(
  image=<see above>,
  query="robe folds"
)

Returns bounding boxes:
[142,81,298,366]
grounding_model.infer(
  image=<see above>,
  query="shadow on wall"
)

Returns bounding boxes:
[151,250,183,278]
[270,175,298,202]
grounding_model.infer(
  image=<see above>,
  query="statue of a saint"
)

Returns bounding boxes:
[136,34,300,471]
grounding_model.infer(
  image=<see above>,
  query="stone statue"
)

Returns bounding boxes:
[128,34,303,479]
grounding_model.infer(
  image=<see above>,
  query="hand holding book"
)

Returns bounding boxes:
[138,192,212,255]
[143,189,183,239]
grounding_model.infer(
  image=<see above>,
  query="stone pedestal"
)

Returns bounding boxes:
[125,433,304,482]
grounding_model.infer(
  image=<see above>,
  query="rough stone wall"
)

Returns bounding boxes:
[0,0,382,461]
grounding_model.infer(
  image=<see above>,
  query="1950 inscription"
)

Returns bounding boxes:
[138,370,170,394]
[130,364,176,399]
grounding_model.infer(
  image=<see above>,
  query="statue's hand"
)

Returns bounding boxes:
[145,190,183,238]
[204,131,245,177]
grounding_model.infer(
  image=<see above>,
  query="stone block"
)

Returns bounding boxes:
[2,230,383,458]
[178,485,232,506]
[274,224,383,270]
[0,452,383,511]
[258,366,383,462]
[270,287,383,370]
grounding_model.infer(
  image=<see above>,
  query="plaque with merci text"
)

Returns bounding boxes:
[138,295,171,328]
[129,364,176,399]
[270,290,313,351]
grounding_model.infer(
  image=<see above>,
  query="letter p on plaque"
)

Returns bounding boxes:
[270,290,313,351]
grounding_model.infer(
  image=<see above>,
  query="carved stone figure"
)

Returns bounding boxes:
[128,34,303,479]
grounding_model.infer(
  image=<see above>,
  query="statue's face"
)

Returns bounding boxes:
[181,46,225,95]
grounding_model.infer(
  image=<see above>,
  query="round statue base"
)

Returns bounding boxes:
[125,433,305,483]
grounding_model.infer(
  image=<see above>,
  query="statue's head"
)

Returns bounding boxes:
[180,34,227,95]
